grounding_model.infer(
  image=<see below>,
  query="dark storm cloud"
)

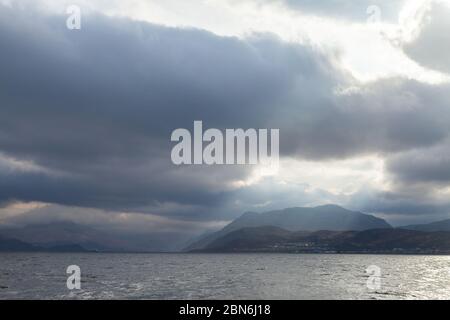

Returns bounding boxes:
[1,4,334,215]
[280,77,450,159]
[386,141,450,186]
[0,166,238,214]
[347,187,450,223]
[1,3,450,222]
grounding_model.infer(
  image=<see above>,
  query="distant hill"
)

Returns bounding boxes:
[400,219,450,232]
[0,235,89,252]
[0,221,184,252]
[185,205,391,251]
[0,222,115,252]
[0,235,39,252]
[192,226,450,254]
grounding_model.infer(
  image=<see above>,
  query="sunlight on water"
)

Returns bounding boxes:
[0,253,449,300]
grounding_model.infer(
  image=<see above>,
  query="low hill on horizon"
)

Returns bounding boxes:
[0,221,181,252]
[400,219,450,232]
[191,226,450,254]
[0,235,90,252]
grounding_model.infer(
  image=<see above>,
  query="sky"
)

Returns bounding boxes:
[1,0,450,250]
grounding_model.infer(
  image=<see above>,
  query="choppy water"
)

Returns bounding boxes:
[1,253,450,300]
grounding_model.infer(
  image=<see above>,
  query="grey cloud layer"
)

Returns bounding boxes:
[403,1,450,74]
[0,5,336,214]
[387,140,450,186]
[1,3,450,225]
[282,78,450,159]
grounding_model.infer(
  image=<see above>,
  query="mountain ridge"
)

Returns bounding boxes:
[400,219,450,232]
[0,234,90,252]
[191,226,450,254]
[185,205,391,251]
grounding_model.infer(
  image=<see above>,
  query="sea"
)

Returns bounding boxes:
[0,253,449,300]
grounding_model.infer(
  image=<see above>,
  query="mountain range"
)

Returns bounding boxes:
[400,219,450,232]
[2,205,450,253]
[191,226,450,254]
[185,205,391,251]
[0,235,90,252]
[0,222,180,252]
